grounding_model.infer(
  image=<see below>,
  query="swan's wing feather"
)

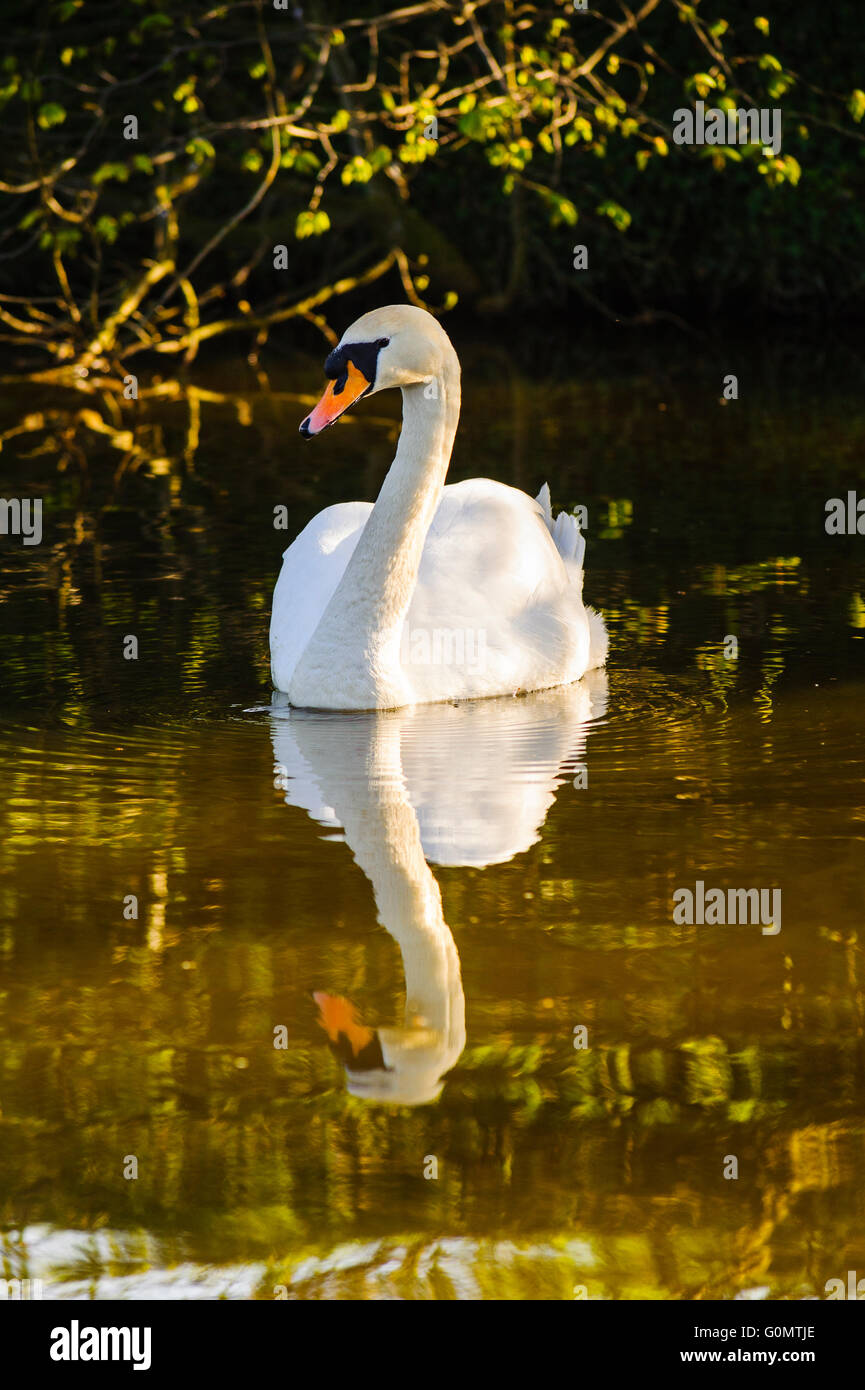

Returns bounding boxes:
[407,479,590,698]
[270,501,371,692]
[535,480,553,528]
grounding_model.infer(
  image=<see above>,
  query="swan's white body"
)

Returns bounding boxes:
[270,305,607,709]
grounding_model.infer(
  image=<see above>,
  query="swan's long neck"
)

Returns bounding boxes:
[284,713,464,1043]
[328,719,463,1041]
[352,795,461,1041]
[289,354,461,709]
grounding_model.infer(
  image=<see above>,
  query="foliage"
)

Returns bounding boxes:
[0,1,863,379]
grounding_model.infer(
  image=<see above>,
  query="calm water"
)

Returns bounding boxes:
[0,327,863,1299]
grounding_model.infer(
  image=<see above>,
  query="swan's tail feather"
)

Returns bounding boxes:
[535,483,585,571]
[553,509,585,568]
[586,605,609,670]
[536,481,553,528]
[535,483,608,671]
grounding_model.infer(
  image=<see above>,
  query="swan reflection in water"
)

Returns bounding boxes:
[269,671,608,1106]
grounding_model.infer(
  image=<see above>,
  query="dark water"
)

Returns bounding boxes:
[0,327,863,1299]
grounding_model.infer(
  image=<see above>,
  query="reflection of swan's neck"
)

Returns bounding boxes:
[335,722,462,1043]
[290,357,460,708]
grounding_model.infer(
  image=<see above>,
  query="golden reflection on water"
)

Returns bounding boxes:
[0,669,863,1299]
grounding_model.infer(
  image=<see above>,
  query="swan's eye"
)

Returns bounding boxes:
[324,337,390,392]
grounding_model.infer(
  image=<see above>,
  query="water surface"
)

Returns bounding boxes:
[1,327,863,1299]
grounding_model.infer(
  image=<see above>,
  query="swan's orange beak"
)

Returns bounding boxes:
[314,992,375,1057]
[300,361,371,438]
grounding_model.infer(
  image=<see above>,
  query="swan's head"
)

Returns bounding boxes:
[314,991,463,1106]
[299,304,457,438]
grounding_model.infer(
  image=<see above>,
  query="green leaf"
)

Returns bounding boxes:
[40,226,81,252]
[293,151,321,175]
[553,196,578,227]
[369,145,392,171]
[458,109,485,140]
[767,74,792,100]
[688,72,717,99]
[37,102,66,128]
[93,161,130,185]
[185,139,214,164]
[534,185,578,227]
[596,199,631,232]
[341,155,373,185]
[139,13,172,32]
[295,209,330,239]
[94,215,119,244]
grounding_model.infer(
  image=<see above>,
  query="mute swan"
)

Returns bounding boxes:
[270,304,607,710]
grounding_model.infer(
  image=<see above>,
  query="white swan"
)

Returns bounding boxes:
[270,304,607,710]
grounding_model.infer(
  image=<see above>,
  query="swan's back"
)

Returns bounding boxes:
[403,478,592,702]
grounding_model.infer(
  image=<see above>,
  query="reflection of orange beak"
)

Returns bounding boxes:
[300,361,371,437]
[314,992,375,1058]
